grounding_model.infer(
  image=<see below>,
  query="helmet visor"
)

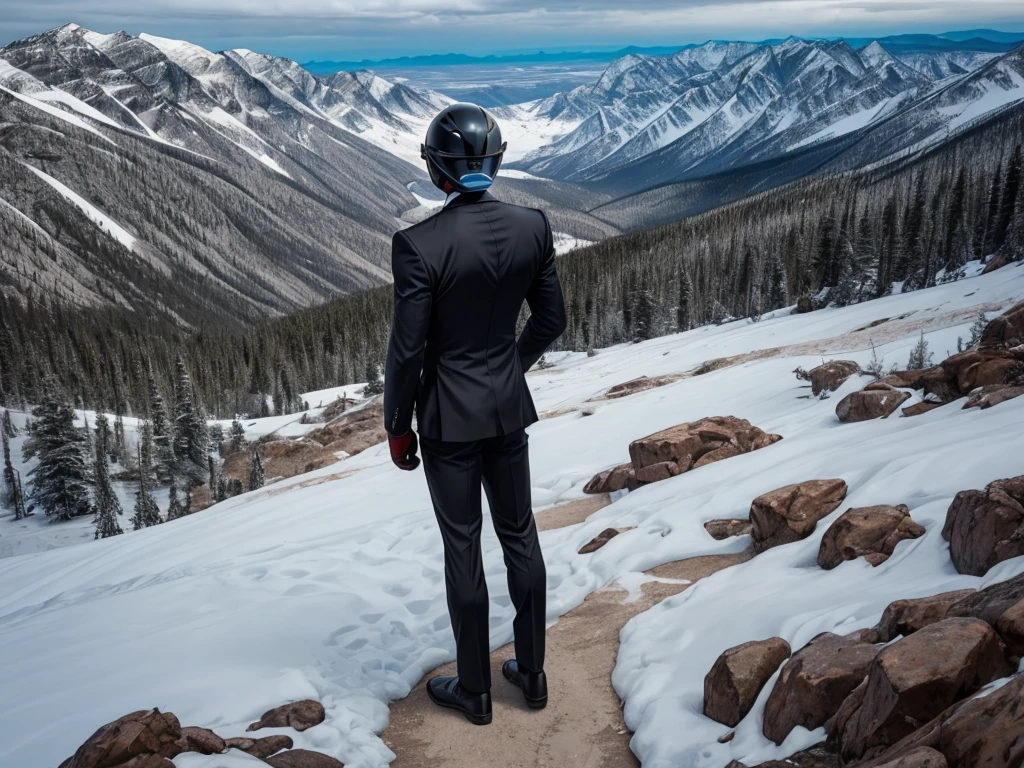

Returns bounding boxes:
[423,143,506,191]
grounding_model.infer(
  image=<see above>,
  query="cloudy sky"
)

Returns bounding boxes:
[3,0,1024,62]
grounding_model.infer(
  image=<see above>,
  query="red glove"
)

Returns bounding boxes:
[389,431,420,471]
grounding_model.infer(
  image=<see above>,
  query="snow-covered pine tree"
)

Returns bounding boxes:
[908,332,933,370]
[92,414,123,540]
[632,288,656,341]
[147,366,174,483]
[363,359,384,396]
[2,409,16,438]
[249,446,265,491]
[112,412,127,464]
[23,378,93,520]
[171,358,207,485]
[968,313,989,347]
[2,423,15,513]
[208,455,220,502]
[130,444,162,530]
[677,268,693,332]
[766,253,788,313]
[137,420,157,486]
[94,413,113,463]
[230,417,246,453]
[166,480,184,521]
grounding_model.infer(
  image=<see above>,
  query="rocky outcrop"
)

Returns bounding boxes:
[901,402,944,418]
[225,735,294,759]
[176,727,225,756]
[58,710,184,768]
[264,750,345,768]
[871,748,948,768]
[939,348,1018,396]
[577,527,633,554]
[763,633,877,745]
[247,700,326,733]
[962,383,1024,410]
[980,299,1024,348]
[749,479,848,553]
[703,637,791,727]
[628,416,782,478]
[817,505,925,570]
[947,571,1024,628]
[829,618,1010,762]
[810,361,862,396]
[941,475,1024,576]
[583,462,637,494]
[937,668,1024,767]
[836,384,911,423]
[307,400,386,457]
[604,375,681,399]
[876,590,976,643]
[705,518,752,540]
[981,254,1009,274]
[994,598,1024,657]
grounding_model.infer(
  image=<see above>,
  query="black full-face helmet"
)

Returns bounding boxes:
[421,102,506,194]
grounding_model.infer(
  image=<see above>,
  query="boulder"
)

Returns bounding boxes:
[750,479,848,553]
[747,746,839,768]
[247,700,325,733]
[263,750,345,768]
[817,505,925,570]
[938,348,1017,395]
[225,735,294,759]
[876,590,977,642]
[901,402,945,418]
[635,460,682,484]
[307,401,385,457]
[705,518,753,540]
[981,254,1009,274]
[877,369,933,390]
[605,375,680,399]
[810,361,862,396]
[58,710,183,768]
[583,462,637,494]
[577,527,633,555]
[870,747,948,768]
[836,385,911,423]
[942,475,1024,576]
[628,416,782,478]
[995,598,1024,657]
[962,384,1024,410]
[830,618,1010,762]
[938,669,1024,768]
[763,632,877,745]
[703,637,791,727]
[979,298,1024,349]
[176,727,225,755]
[947,571,1024,626]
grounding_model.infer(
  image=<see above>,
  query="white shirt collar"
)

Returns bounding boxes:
[443,191,461,208]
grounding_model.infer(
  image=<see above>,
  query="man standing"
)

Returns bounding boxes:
[383,103,566,725]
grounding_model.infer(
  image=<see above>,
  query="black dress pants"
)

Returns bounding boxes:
[419,427,547,694]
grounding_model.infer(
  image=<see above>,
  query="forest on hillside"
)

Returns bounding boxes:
[0,107,1022,421]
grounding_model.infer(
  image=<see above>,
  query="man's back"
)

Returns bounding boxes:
[384,190,566,443]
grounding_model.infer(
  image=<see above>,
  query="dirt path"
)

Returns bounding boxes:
[382,497,752,768]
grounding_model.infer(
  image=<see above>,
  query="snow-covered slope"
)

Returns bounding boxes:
[1,261,1022,768]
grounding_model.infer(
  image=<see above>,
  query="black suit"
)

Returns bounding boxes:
[384,190,566,693]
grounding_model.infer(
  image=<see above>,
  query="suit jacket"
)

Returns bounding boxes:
[383,190,567,442]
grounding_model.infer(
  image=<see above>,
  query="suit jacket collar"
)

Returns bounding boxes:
[444,190,496,210]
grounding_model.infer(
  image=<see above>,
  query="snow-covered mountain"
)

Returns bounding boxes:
[510,37,1024,194]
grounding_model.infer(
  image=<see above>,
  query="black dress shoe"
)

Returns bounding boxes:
[426,676,492,725]
[502,659,548,709]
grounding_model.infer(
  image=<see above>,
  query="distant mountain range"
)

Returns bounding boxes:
[305,30,1024,74]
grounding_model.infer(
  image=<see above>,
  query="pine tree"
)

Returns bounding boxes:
[130,446,162,530]
[137,420,157,486]
[112,412,127,464]
[249,446,265,491]
[632,288,656,341]
[148,365,174,483]
[171,358,207,485]
[208,455,220,502]
[2,409,16,438]
[22,378,94,520]
[94,413,113,463]
[230,416,246,453]
[166,480,184,521]
[994,147,1022,252]
[968,313,989,347]
[766,253,788,313]
[1,422,23,517]
[677,268,693,332]
[908,332,933,370]
[92,414,124,540]
[363,359,384,396]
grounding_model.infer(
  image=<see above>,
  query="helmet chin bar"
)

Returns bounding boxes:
[457,173,494,191]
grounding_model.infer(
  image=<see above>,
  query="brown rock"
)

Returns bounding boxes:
[263,749,345,768]
[635,460,682,484]
[247,700,325,733]
[225,735,294,759]
[110,757,176,768]
[810,361,862,396]
[939,670,1024,768]
[628,416,782,479]
[836,386,912,423]
[817,505,925,570]
[763,632,877,745]
[942,475,1024,576]
[703,637,791,727]
[847,628,883,644]
[939,348,1017,395]
[705,518,753,540]
[980,299,1024,349]
[583,462,637,494]
[981,254,1009,275]
[871,747,948,768]
[877,369,932,390]
[577,527,633,555]
[876,590,977,642]
[995,598,1024,657]
[748,746,839,768]
[176,727,225,755]
[947,571,1024,626]
[962,384,1024,409]
[750,479,848,553]
[307,401,386,457]
[901,402,945,418]
[59,710,183,768]
[605,375,680,399]
[831,618,1010,762]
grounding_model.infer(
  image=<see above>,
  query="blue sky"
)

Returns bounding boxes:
[2,1,1024,62]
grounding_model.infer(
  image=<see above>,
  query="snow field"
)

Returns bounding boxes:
[0,263,1021,767]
